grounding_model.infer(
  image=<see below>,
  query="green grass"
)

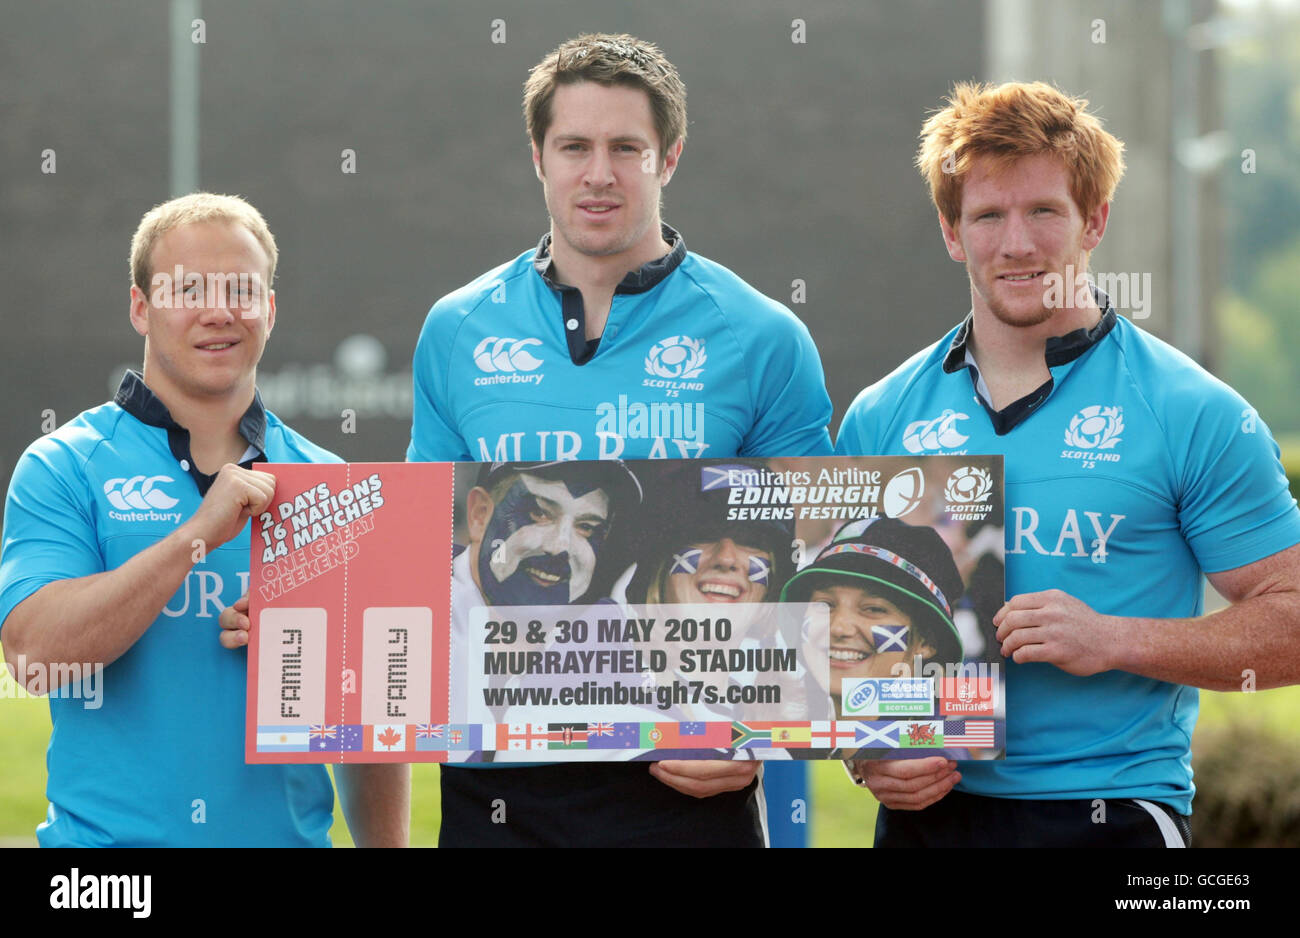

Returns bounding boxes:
[4,639,1297,847]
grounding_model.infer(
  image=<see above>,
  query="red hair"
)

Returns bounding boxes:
[917,81,1125,225]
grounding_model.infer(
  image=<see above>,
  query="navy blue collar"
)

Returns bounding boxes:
[939,289,1119,435]
[530,224,687,365]
[114,370,267,494]
[531,223,687,295]
[942,293,1118,375]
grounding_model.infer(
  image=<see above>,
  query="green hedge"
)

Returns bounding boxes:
[1191,722,1300,847]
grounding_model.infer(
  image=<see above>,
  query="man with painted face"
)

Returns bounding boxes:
[449,461,638,741]
[466,461,634,609]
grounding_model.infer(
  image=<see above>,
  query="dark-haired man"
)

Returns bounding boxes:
[409,33,833,846]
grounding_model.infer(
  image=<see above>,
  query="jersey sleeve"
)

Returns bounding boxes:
[0,439,104,635]
[833,384,886,456]
[407,305,472,463]
[738,314,833,458]
[1173,387,1300,574]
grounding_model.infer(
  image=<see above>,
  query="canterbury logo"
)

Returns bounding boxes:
[104,476,179,510]
[473,336,543,373]
[1064,406,1124,450]
[645,335,706,379]
[902,410,969,453]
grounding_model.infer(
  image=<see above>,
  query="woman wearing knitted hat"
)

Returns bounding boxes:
[781,516,965,714]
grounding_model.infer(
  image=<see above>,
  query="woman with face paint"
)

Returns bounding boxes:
[781,517,966,758]
[624,463,794,614]
[612,462,799,735]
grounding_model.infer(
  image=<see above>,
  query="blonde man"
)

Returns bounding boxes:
[1,193,408,846]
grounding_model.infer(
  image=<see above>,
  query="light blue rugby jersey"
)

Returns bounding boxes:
[0,373,338,846]
[407,229,833,774]
[836,307,1300,814]
[408,227,833,464]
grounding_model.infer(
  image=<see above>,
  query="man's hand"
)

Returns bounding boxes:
[219,593,251,649]
[994,588,1119,676]
[649,759,760,798]
[849,757,959,810]
[183,464,277,551]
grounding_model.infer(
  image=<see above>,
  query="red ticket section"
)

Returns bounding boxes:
[245,462,453,764]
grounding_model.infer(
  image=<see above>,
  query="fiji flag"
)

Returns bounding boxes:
[415,724,449,751]
[445,724,482,751]
[418,722,454,753]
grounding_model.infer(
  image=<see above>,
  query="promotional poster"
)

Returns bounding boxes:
[246,456,1005,764]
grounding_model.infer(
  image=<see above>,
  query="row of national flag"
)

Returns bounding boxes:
[255,719,997,753]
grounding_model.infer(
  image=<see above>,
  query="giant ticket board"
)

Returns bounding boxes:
[245,456,1005,763]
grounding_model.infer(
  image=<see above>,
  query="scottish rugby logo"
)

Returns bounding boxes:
[944,465,994,520]
[645,335,706,380]
[1062,405,1124,465]
[945,466,993,503]
[1064,405,1123,449]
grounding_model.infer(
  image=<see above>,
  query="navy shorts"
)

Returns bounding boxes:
[439,762,766,847]
[875,790,1191,847]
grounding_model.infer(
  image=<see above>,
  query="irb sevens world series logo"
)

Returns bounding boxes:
[841,677,933,716]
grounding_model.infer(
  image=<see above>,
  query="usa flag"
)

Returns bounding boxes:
[942,719,995,747]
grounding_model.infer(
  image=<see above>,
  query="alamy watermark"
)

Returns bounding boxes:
[3,655,103,709]
[1043,265,1151,320]
[149,267,266,317]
